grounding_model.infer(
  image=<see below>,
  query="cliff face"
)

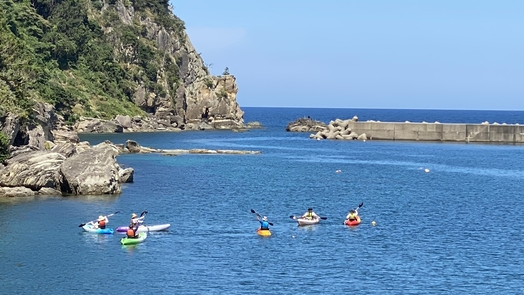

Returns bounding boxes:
[0,0,245,146]
[110,1,244,128]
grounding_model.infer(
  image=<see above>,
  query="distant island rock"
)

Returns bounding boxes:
[286,117,327,132]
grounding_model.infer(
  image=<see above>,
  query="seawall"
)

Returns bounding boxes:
[346,121,524,143]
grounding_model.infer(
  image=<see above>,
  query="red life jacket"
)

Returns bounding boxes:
[126,228,135,238]
[98,220,106,229]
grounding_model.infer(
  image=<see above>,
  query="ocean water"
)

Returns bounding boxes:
[1,107,524,294]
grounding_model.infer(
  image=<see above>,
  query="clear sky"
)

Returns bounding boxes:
[170,0,523,110]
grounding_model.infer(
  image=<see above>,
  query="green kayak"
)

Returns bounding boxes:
[120,232,147,245]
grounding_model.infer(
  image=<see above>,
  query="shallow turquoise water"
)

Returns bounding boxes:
[1,108,524,294]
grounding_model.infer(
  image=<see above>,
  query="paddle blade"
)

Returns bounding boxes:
[289,215,295,219]
[320,217,327,220]
[359,202,363,208]
[250,209,256,214]
[268,222,274,226]
[78,223,86,227]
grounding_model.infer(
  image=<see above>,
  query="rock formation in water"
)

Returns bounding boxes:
[287,116,368,141]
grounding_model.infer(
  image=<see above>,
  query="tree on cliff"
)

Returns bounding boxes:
[0,131,10,162]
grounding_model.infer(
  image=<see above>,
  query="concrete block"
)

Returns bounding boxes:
[515,126,524,143]
[466,125,489,142]
[489,125,515,143]
[442,124,467,141]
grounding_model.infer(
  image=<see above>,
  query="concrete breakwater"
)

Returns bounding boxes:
[345,121,524,143]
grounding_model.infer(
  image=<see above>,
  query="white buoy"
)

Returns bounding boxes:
[424,168,430,173]
[335,170,342,173]
[371,221,376,226]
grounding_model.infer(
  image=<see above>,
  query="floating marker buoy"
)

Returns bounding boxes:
[371,221,376,226]
[292,235,295,238]
[336,170,342,173]
[424,168,430,173]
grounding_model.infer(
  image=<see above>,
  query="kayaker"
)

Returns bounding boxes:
[130,213,144,228]
[258,216,270,230]
[301,208,320,220]
[97,215,108,229]
[346,210,358,221]
[126,225,138,238]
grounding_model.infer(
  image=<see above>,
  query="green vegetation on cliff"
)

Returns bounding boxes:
[0,0,186,123]
[0,131,9,162]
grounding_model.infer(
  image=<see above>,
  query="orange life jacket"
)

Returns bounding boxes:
[126,228,135,238]
[98,220,106,229]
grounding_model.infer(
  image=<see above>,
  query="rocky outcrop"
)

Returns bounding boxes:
[102,1,245,132]
[0,102,58,148]
[74,119,123,133]
[60,142,124,195]
[0,151,65,191]
[123,140,261,155]
[286,118,328,132]
[0,139,134,197]
[0,187,35,198]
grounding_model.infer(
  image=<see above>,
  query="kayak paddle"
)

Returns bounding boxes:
[250,209,274,226]
[78,211,120,227]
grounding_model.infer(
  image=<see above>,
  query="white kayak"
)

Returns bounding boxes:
[116,223,171,233]
[296,217,320,226]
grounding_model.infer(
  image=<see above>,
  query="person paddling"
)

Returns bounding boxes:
[96,215,108,229]
[301,208,320,220]
[346,209,359,222]
[127,213,145,238]
[130,213,145,228]
[126,224,138,238]
[257,216,271,230]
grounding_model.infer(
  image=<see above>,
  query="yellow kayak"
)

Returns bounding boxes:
[257,229,271,236]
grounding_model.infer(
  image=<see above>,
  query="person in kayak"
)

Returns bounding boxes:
[346,210,359,221]
[130,213,145,228]
[126,225,138,238]
[258,216,270,230]
[128,213,145,237]
[301,208,320,220]
[96,215,108,229]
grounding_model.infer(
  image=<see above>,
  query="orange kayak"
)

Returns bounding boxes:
[344,216,361,226]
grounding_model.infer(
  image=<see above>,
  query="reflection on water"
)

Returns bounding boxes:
[80,232,114,244]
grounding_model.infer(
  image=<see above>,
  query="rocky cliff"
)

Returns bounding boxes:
[0,0,251,197]
[109,1,245,130]
[0,0,246,146]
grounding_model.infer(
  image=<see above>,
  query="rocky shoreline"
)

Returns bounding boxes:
[0,136,260,198]
[0,102,261,198]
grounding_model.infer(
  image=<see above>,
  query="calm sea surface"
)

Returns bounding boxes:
[1,108,524,294]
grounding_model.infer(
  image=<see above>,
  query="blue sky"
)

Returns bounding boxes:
[170,0,523,110]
